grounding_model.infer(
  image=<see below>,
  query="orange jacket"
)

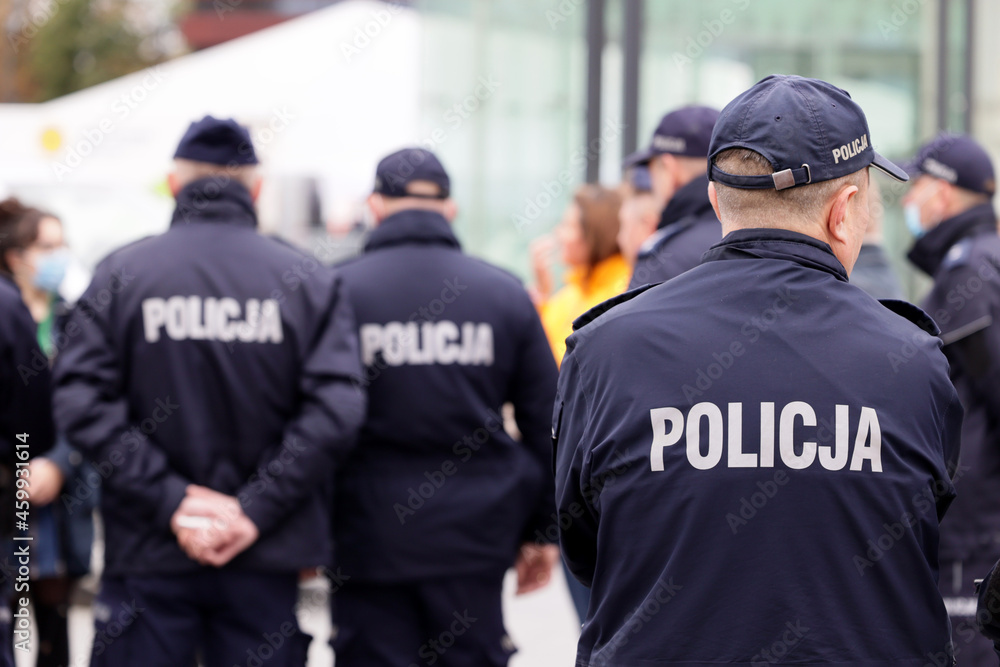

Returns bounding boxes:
[539,253,630,366]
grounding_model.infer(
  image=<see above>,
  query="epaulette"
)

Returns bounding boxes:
[572,283,657,332]
[879,299,940,336]
[942,238,974,270]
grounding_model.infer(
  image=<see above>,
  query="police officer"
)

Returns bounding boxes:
[331,148,559,666]
[622,105,721,289]
[904,133,1000,665]
[0,269,55,667]
[52,116,365,666]
[555,75,962,665]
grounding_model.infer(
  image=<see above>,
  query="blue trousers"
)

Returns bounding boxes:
[90,569,311,667]
[331,573,515,667]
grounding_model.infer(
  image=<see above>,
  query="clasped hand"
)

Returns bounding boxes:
[169,485,260,567]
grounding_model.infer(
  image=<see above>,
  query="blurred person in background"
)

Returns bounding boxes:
[0,216,56,667]
[330,148,559,667]
[622,105,721,289]
[617,166,661,267]
[531,184,628,366]
[849,179,904,300]
[904,133,1000,666]
[52,116,365,667]
[0,198,94,667]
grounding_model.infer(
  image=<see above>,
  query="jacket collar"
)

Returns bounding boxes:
[658,174,715,230]
[907,202,998,276]
[364,209,461,253]
[170,178,258,229]
[702,228,848,282]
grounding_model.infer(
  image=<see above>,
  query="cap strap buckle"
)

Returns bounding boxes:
[772,164,811,191]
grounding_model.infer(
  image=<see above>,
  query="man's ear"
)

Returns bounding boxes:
[249,177,263,202]
[661,154,679,185]
[708,182,722,221]
[442,198,458,223]
[167,172,180,197]
[367,194,386,224]
[826,183,860,246]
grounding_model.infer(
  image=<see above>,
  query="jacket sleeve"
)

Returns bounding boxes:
[936,390,964,520]
[933,259,1000,424]
[0,294,55,462]
[508,295,559,545]
[552,346,599,587]
[53,263,190,529]
[239,275,366,536]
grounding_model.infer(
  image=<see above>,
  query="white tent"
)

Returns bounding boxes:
[0,0,421,267]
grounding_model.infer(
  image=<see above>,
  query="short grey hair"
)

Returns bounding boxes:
[712,149,867,228]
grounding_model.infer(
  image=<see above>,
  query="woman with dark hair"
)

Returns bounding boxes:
[531,184,629,365]
[0,198,94,667]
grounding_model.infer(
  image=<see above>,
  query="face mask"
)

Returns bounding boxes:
[904,204,925,240]
[32,248,71,294]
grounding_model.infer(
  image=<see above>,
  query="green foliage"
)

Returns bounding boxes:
[25,0,162,101]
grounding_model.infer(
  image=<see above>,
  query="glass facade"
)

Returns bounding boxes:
[415,1,950,297]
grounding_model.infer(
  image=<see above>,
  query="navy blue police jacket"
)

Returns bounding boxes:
[556,228,962,667]
[52,179,365,576]
[626,174,721,289]
[0,276,55,463]
[0,276,55,542]
[333,209,558,582]
[909,202,1000,564]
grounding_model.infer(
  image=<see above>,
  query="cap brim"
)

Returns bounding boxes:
[870,151,909,183]
[623,147,658,169]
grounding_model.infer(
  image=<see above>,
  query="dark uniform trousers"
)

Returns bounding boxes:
[331,573,515,667]
[941,558,997,667]
[90,569,311,667]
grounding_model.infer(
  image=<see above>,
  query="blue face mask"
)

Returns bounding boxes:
[904,204,925,240]
[32,248,71,294]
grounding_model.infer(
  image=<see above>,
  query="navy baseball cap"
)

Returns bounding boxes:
[708,75,908,191]
[373,148,450,199]
[623,105,720,168]
[624,165,652,193]
[173,116,258,166]
[905,133,995,197]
